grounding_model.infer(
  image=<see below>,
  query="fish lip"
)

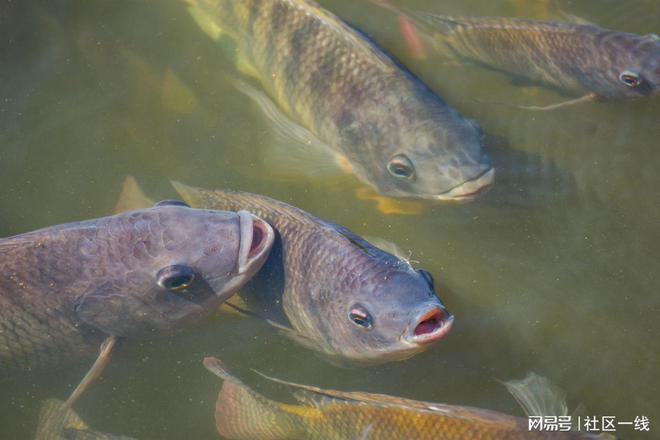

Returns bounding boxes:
[236,210,275,275]
[433,167,495,201]
[405,307,454,345]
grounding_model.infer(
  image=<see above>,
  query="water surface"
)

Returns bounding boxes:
[1,1,658,438]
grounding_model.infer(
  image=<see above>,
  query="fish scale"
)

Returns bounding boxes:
[172,182,451,365]
[205,357,614,440]
[188,0,492,200]
[411,14,660,99]
[0,206,274,372]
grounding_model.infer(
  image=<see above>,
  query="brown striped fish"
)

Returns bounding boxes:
[203,357,617,440]
[185,0,494,202]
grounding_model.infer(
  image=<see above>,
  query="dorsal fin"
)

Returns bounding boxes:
[114,176,154,214]
[154,199,190,208]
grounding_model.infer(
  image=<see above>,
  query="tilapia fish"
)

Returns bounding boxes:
[204,357,616,440]
[406,12,660,99]
[0,202,274,371]
[186,0,493,201]
[172,182,453,366]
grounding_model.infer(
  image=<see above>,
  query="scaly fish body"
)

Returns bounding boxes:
[0,203,274,371]
[417,15,660,98]
[204,357,614,440]
[187,0,493,200]
[173,182,453,366]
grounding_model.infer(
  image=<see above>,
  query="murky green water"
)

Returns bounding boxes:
[1,0,659,439]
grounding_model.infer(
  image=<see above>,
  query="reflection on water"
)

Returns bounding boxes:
[1,1,658,439]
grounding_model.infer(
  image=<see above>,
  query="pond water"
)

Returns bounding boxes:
[1,0,658,439]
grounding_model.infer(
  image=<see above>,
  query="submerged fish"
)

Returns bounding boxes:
[0,201,274,371]
[204,357,616,440]
[186,0,493,201]
[35,399,136,440]
[398,12,660,101]
[171,181,453,366]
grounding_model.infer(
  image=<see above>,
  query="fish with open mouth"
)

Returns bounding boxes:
[0,201,274,381]
[184,0,494,208]
[169,181,453,366]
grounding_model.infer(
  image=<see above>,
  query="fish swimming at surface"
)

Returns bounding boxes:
[0,202,274,372]
[170,181,453,366]
[204,356,617,440]
[378,5,660,102]
[185,0,494,201]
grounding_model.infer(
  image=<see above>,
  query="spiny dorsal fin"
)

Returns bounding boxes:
[114,176,154,214]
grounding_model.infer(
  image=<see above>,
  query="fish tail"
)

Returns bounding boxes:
[204,357,302,440]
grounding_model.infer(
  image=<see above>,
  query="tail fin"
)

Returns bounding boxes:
[501,373,567,417]
[203,357,302,440]
[35,399,88,440]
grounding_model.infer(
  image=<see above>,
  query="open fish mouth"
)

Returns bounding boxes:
[237,210,275,275]
[406,307,454,345]
[434,167,495,201]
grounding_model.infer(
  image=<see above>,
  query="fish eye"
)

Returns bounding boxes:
[348,304,373,330]
[156,265,195,291]
[619,70,641,88]
[418,269,434,289]
[387,154,415,180]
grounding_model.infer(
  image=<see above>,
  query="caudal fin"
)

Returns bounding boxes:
[203,357,302,440]
[501,373,568,417]
[35,399,88,440]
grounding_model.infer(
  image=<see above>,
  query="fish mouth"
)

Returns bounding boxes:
[434,167,495,202]
[406,307,454,345]
[237,210,275,275]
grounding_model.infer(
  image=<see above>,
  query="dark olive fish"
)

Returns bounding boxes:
[171,182,453,366]
[0,202,274,371]
[403,12,660,100]
[204,357,615,440]
[186,0,493,201]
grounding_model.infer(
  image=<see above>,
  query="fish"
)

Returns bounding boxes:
[389,9,660,103]
[185,0,494,202]
[170,181,453,366]
[0,201,274,372]
[203,356,617,440]
[35,399,136,440]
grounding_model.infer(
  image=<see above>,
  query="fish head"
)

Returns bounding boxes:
[318,264,453,365]
[599,33,660,98]
[348,98,494,201]
[74,204,274,336]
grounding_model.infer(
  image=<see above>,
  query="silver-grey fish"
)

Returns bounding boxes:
[0,201,274,371]
[186,0,494,202]
[399,11,660,100]
[171,182,453,366]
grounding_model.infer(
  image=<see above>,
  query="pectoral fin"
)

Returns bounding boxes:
[517,93,598,111]
[65,337,118,407]
[355,187,425,215]
[233,79,343,178]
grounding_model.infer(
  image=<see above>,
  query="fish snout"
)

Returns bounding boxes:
[237,210,275,275]
[439,167,495,202]
[406,306,454,344]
